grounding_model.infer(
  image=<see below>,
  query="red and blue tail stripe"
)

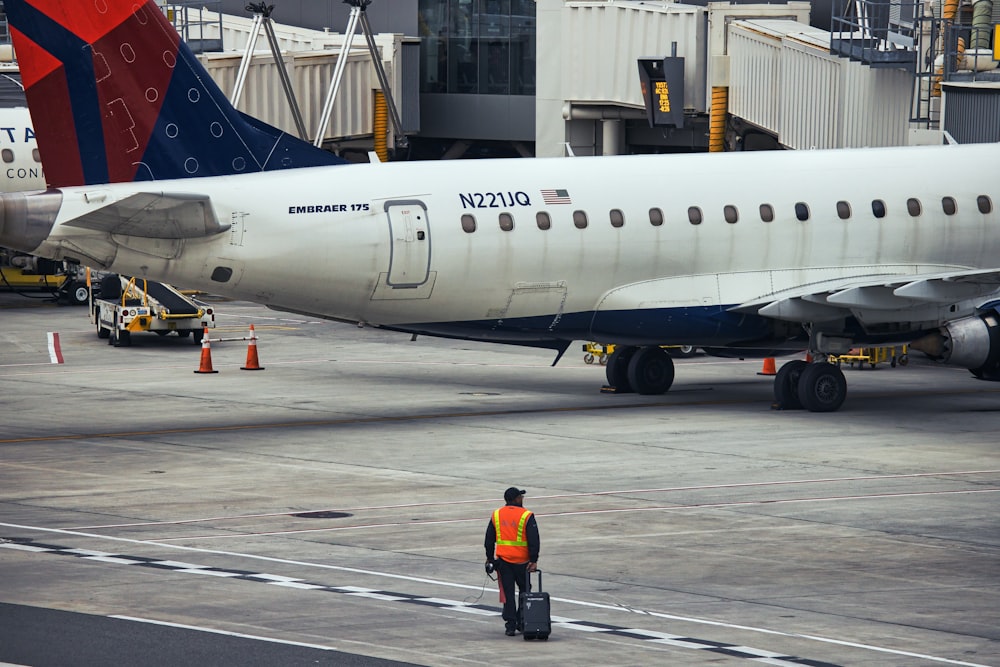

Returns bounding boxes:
[6,0,345,188]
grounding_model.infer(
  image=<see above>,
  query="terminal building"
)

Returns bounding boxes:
[2,0,999,159]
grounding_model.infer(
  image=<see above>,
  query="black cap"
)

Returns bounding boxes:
[504,487,526,502]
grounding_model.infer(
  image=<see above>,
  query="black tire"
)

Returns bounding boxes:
[797,362,847,412]
[112,328,132,348]
[605,345,637,392]
[773,360,807,410]
[97,322,110,339]
[71,283,90,305]
[626,346,675,395]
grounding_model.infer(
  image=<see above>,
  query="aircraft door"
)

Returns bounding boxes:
[385,200,430,287]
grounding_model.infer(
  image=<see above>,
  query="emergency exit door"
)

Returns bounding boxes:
[385,200,430,287]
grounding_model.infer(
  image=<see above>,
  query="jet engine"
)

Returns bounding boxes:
[910,310,1000,380]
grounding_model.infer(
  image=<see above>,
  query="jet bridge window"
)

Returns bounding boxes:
[836,201,852,219]
[461,214,477,233]
[649,207,664,226]
[536,211,551,230]
[499,212,514,231]
[687,207,703,225]
[573,210,588,229]
[941,197,957,216]
[907,198,922,216]
[724,205,738,224]
[871,199,887,219]
[795,202,810,221]
[978,195,993,214]
[609,209,624,228]
[759,204,774,223]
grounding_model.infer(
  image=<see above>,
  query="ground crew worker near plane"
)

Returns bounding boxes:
[484,486,540,636]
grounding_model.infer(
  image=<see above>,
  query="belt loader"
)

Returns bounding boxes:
[91,274,215,347]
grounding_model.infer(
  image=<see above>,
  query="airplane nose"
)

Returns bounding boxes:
[0,191,62,253]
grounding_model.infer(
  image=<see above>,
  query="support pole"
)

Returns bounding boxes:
[233,3,309,140]
[314,6,362,146]
[357,8,407,148]
[231,11,264,106]
[314,0,407,150]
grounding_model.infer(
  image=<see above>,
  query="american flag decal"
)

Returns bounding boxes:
[540,188,572,205]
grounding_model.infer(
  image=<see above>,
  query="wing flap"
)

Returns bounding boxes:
[735,269,1000,323]
[63,192,229,239]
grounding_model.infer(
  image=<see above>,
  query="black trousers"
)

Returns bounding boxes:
[495,558,528,629]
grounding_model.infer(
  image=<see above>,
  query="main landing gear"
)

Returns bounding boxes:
[605,345,848,412]
[772,359,847,412]
[604,345,675,395]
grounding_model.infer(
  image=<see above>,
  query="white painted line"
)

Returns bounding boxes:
[1,521,991,667]
[109,615,339,652]
[69,469,1000,530]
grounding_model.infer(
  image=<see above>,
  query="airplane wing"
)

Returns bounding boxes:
[62,192,228,239]
[732,268,1000,323]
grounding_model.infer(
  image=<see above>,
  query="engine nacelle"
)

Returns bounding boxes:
[910,311,1000,380]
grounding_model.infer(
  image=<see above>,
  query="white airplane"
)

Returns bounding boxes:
[0,0,998,412]
[0,106,44,193]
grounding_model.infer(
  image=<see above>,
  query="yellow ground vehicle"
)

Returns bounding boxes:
[583,343,698,364]
[830,345,908,369]
[91,274,216,347]
[0,250,90,304]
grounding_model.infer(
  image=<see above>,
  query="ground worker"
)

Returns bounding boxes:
[484,486,540,636]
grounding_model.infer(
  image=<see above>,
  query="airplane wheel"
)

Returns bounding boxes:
[112,328,131,348]
[72,283,90,305]
[584,353,595,365]
[605,345,637,393]
[773,360,807,410]
[668,345,697,358]
[627,346,675,395]
[797,362,847,412]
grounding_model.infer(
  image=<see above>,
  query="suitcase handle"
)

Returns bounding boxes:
[527,568,542,592]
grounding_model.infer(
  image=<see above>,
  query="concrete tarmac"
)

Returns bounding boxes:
[1,292,998,666]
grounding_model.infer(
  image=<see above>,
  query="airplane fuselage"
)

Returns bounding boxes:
[15,142,999,351]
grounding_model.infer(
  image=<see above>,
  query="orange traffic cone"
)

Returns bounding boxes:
[757,357,776,376]
[241,324,264,371]
[194,328,218,374]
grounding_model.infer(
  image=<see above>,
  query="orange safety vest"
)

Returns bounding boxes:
[493,505,532,563]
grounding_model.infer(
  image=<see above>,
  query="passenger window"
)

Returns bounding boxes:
[759,204,774,223]
[573,210,588,229]
[687,206,703,225]
[978,195,993,214]
[499,212,514,231]
[32,148,41,163]
[461,214,476,233]
[723,205,738,224]
[836,201,851,219]
[795,202,810,221]
[1,148,12,163]
[536,211,551,230]
[649,207,664,226]
[872,199,886,219]
[941,197,957,216]
[609,208,624,228]
[907,198,922,217]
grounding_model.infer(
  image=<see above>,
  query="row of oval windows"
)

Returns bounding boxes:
[460,195,996,233]
[1,148,41,164]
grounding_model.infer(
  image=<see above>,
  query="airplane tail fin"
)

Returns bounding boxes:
[5,0,346,188]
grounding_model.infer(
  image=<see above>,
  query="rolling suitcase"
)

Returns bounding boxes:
[519,569,551,640]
